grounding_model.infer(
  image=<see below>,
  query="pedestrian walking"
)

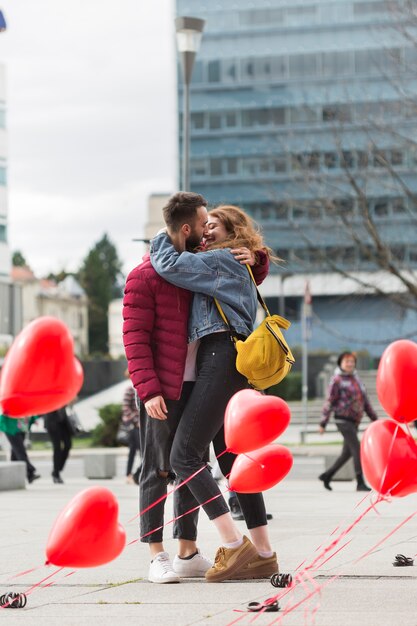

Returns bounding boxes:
[318,351,377,492]
[122,373,141,485]
[0,413,40,483]
[43,405,73,484]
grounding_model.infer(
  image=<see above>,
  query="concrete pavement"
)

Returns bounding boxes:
[0,450,417,626]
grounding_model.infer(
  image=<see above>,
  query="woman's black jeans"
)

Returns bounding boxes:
[170,332,267,529]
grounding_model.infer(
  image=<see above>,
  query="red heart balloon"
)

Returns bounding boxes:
[225,389,291,454]
[46,487,126,568]
[376,340,417,424]
[0,317,84,417]
[229,444,293,493]
[361,420,417,497]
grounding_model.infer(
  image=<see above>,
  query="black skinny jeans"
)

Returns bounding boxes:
[170,332,267,529]
[139,382,201,543]
[327,420,362,476]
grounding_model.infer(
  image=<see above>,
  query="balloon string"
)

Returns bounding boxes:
[353,508,417,564]
[139,488,229,543]
[242,453,265,469]
[377,422,400,495]
[0,566,65,610]
[127,446,230,524]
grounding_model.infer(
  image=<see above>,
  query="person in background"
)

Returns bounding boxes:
[0,413,40,483]
[318,351,377,492]
[43,405,73,484]
[122,370,141,485]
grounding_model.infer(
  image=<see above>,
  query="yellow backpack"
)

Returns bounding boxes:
[214,266,295,390]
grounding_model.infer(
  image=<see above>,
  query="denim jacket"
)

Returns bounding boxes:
[150,232,257,342]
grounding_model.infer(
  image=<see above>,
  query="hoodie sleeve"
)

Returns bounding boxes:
[320,376,340,428]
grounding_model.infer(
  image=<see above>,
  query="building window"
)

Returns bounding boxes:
[191,60,203,84]
[0,224,6,242]
[353,1,389,15]
[322,104,351,122]
[242,159,258,175]
[225,112,237,127]
[210,159,222,176]
[322,51,352,76]
[241,59,255,80]
[272,108,286,125]
[0,109,5,128]
[208,60,221,83]
[223,59,237,82]
[392,198,406,214]
[273,203,288,220]
[357,151,369,167]
[341,151,354,168]
[225,158,237,174]
[324,152,337,169]
[191,112,205,129]
[209,113,222,130]
[374,199,389,217]
[290,106,318,124]
[191,160,208,177]
[0,167,6,186]
[242,108,269,127]
[390,149,403,166]
[289,53,318,78]
[273,157,287,173]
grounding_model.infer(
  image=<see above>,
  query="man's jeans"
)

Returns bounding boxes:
[139,382,200,543]
[170,332,267,529]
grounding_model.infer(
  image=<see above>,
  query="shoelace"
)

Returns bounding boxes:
[156,555,175,573]
[214,547,226,567]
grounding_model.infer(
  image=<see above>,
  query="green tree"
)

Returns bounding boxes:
[12,250,27,267]
[78,233,123,354]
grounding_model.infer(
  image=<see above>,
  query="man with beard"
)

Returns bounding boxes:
[123,192,213,584]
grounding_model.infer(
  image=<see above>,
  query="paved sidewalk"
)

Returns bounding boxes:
[0,456,416,626]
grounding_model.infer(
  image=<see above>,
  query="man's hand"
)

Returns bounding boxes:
[231,247,256,265]
[319,426,325,435]
[145,396,168,420]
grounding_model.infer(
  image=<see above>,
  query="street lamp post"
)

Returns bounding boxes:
[175,16,205,191]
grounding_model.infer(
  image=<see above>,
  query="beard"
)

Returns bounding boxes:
[185,232,203,251]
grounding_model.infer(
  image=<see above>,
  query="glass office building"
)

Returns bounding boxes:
[176,0,417,356]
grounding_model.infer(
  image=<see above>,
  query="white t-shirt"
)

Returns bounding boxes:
[183,340,200,381]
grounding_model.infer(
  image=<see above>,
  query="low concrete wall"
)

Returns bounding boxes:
[84,452,116,479]
[0,461,26,490]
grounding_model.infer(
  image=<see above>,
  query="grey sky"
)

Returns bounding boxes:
[1,0,177,276]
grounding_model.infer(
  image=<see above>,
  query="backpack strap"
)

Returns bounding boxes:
[214,263,269,336]
[214,264,291,332]
[245,264,271,317]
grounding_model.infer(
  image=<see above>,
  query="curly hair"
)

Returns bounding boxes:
[205,205,278,261]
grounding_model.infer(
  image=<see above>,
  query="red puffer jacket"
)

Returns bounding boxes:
[123,250,270,404]
[123,254,191,404]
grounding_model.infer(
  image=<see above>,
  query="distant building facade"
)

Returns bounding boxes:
[176,0,417,356]
[11,267,89,356]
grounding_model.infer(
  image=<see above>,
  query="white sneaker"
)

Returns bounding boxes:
[173,550,213,578]
[148,552,180,584]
